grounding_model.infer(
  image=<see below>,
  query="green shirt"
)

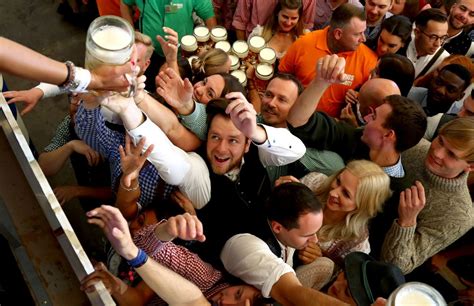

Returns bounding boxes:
[123,0,215,56]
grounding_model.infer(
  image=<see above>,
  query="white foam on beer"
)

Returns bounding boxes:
[260,47,276,61]
[215,41,231,52]
[194,26,209,37]
[231,70,247,84]
[257,64,273,76]
[233,41,249,53]
[92,25,131,50]
[249,36,265,48]
[211,27,227,37]
[182,35,197,46]
[395,290,437,306]
[229,54,239,66]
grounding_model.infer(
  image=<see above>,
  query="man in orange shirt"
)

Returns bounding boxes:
[279,4,377,118]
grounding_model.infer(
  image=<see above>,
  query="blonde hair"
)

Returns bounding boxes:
[439,117,474,163]
[261,0,305,42]
[317,160,392,241]
[191,48,230,79]
[134,31,154,60]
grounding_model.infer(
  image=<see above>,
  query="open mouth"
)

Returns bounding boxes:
[214,155,230,164]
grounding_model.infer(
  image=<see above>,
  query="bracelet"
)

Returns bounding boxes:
[59,61,74,87]
[127,248,148,268]
[120,180,139,192]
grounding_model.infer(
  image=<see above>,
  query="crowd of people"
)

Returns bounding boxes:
[1,0,474,305]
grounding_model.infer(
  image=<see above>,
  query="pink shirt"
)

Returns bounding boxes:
[232,0,316,38]
[313,0,363,30]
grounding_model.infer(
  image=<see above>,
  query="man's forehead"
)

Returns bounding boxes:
[267,78,299,97]
[209,115,244,137]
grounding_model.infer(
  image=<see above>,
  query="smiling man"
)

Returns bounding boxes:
[364,0,394,40]
[381,117,474,274]
[444,0,474,56]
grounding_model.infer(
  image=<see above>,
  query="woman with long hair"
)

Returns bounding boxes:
[249,0,305,59]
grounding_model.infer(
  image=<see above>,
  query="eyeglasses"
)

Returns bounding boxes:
[417,28,448,43]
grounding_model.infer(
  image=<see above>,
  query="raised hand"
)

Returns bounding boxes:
[87,205,138,260]
[156,27,179,64]
[340,103,358,127]
[316,55,353,85]
[119,134,154,188]
[54,185,80,205]
[70,140,101,166]
[274,175,300,187]
[3,87,44,116]
[344,89,359,105]
[80,262,126,295]
[154,212,206,242]
[89,45,137,92]
[397,180,426,227]
[100,93,135,115]
[155,68,194,114]
[224,92,263,142]
[298,241,322,265]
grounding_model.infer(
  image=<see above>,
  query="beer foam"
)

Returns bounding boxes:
[259,47,276,61]
[215,41,231,53]
[194,26,209,37]
[92,25,131,50]
[229,54,239,66]
[396,290,437,306]
[249,36,265,48]
[231,70,247,85]
[182,35,197,46]
[257,63,273,76]
[233,41,249,53]
[211,27,227,37]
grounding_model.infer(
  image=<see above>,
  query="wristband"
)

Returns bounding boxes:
[36,83,64,98]
[127,248,148,268]
[71,67,91,92]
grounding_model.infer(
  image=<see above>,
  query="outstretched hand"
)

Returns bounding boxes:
[87,205,138,260]
[119,134,154,188]
[225,92,263,142]
[157,27,179,64]
[80,262,126,295]
[155,212,206,242]
[100,93,135,115]
[88,45,137,92]
[316,55,353,85]
[3,88,44,116]
[398,180,426,227]
[155,68,194,114]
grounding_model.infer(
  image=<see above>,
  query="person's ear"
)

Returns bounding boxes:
[144,59,151,71]
[465,163,474,173]
[333,28,343,40]
[271,220,283,233]
[244,138,251,154]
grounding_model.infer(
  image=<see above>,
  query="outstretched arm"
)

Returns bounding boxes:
[86,205,210,306]
[287,55,349,128]
[0,37,133,92]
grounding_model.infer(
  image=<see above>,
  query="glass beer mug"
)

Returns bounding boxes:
[85,15,136,96]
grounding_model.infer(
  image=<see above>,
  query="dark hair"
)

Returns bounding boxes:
[383,95,427,152]
[265,182,322,230]
[271,73,305,95]
[263,0,305,40]
[415,8,448,29]
[205,97,232,126]
[218,73,247,97]
[377,54,415,96]
[381,15,413,45]
[177,56,193,81]
[330,3,366,29]
[438,64,472,91]
[399,0,420,21]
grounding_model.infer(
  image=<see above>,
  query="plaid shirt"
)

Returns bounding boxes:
[134,224,229,305]
[75,105,172,207]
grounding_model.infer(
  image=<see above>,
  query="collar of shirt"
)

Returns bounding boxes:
[383,155,405,178]
[224,158,245,181]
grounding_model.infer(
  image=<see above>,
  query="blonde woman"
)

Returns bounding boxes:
[277,160,392,268]
[191,48,231,82]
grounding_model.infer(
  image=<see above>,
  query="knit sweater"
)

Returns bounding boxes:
[381,139,474,274]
